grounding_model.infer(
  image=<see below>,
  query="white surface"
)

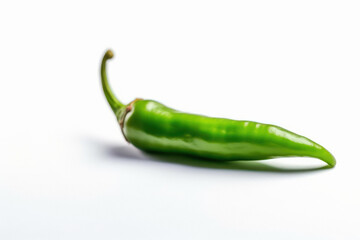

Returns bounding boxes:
[1,1,360,239]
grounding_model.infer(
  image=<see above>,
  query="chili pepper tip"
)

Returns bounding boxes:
[105,49,114,59]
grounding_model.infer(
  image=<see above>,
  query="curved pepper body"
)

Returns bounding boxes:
[121,100,335,166]
[101,49,336,167]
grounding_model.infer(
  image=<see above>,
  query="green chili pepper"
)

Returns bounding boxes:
[100,50,336,167]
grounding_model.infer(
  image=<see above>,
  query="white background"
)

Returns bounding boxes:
[1,1,359,239]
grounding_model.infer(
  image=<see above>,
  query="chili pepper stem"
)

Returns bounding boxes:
[101,49,125,115]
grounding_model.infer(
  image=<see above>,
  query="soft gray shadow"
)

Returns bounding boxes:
[83,137,332,173]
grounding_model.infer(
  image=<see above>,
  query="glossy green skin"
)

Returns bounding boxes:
[121,100,335,166]
[101,49,335,167]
